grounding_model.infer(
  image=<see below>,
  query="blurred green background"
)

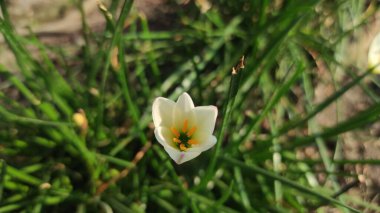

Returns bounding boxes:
[0,0,380,212]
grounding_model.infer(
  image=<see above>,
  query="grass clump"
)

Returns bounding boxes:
[0,0,379,212]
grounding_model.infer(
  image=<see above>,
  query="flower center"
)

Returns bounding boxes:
[170,119,198,151]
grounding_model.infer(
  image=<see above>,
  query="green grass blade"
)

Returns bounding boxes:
[277,70,370,136]
[220,156,360,213]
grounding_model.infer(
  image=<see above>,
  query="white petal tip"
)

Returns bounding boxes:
[175,152,186,164]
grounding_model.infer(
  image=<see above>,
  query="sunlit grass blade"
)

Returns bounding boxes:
[0,70,40,105]
[277,70,371,136]
[0,107,71,127]
[220,156,360,213]
[238,63,303,146]
[200,57,244,189]
[285,100,380,149]
[96,0,134,137]
[160,16,242,95]
[233,167,252,211]
[6,166,42,186]
[302,65,347,209]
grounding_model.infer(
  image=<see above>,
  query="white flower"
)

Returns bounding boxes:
[369,32,380,74]
[152,92,218,164]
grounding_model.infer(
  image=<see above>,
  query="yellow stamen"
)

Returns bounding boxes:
[179,144,187,151]
[187,126,197,137]
[170,127,180,137]
[173,138,181,143]
[182,119,188,132]
[188,139,198,145]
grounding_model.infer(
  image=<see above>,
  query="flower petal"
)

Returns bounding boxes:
[369,32,380,74]
[152,97,175,127]
[163,145,201,164]
[153,92,218,164]
[191,133,217,152]
[156,127,202,164]
[192,106,218,135]
[174,92,195,127]
[176,92,195,111]
[154,127,174,148]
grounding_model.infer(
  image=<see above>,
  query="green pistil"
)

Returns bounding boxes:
[178,132,191,148]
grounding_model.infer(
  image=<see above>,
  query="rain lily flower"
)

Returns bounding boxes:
[152,92,218,164]
[369,32,380,74]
